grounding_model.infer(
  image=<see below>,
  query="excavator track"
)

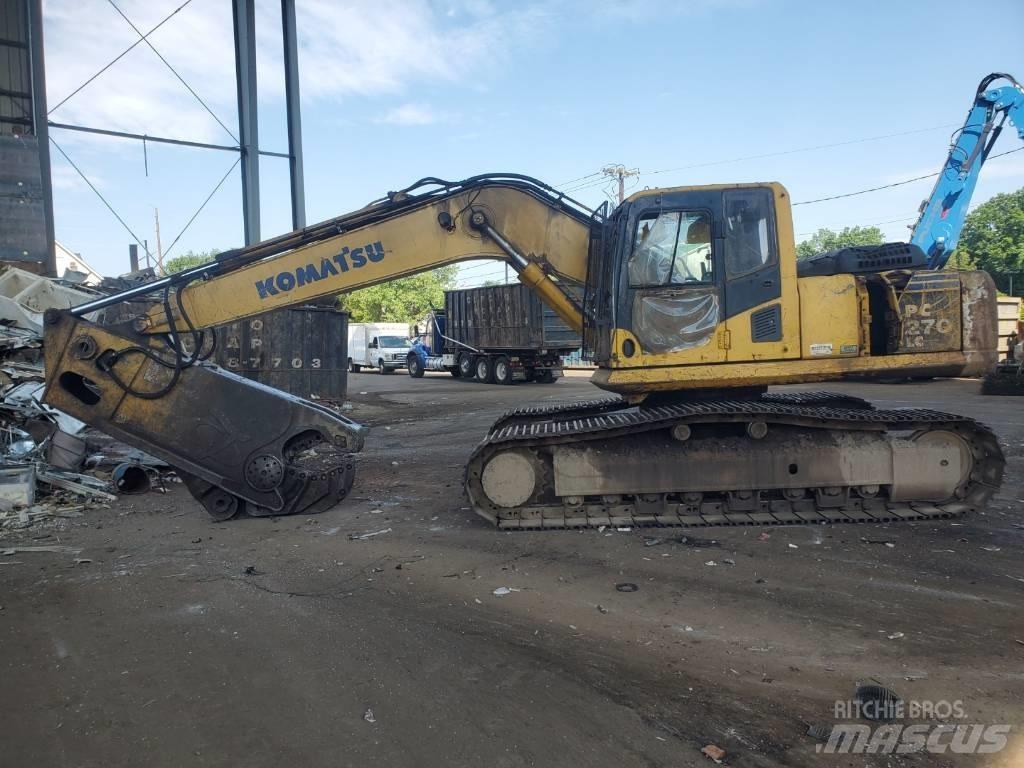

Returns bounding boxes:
[465,392,1004,530]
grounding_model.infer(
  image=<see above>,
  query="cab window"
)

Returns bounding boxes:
[723,189,775,277]
[628,210,713,287]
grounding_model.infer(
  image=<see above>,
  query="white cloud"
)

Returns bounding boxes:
[43,0,547,148]
[44,1,239,144]
[377,103,441,126]
[973,155,1024,180]
[49,163,104,191]
[881,154,1024,185]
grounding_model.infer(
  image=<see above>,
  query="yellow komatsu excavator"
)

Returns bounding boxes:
[41,75,1022,529]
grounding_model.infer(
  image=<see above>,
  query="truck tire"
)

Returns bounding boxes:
[449,367,462,378]
[493,355,513,385]
[378,360,393,375]
[349,358,361,373]
[535,369,556,383]
[408,354,424,378]
[475,356,494,384]
[457,352,474,379]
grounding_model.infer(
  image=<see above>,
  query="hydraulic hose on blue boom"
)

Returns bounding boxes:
[911,73,1024,270]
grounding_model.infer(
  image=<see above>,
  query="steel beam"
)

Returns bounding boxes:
[232,0,259,245]
[26,0,55,275]
[48,122,240,152]
[281,0,305,230]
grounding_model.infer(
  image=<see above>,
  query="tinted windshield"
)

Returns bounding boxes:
[378,336,410,348]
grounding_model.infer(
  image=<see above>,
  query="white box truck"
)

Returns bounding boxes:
[347,322,413,374]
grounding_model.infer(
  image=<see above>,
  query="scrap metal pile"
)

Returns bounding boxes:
[0,267,168,531]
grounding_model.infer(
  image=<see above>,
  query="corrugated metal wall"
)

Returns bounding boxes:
[0,1,46,263]
[213,307,349,401]
[445,284,581,351]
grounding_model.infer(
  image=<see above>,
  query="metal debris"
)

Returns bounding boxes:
[806,724,833,742]
[348,527,392,540]
[36,468,115,501]
[1,544,82,555]
[854,683,902,722]
[0,269,172,528]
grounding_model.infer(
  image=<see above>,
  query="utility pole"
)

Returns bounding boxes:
[153,208,164,273]
[601,164,640,204]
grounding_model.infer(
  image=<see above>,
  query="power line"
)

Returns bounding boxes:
[554,170,603,188]
[456,260,506,276]
[162,156,242,260]
[49,136,152,258]
[49,0,194,115]
[601,164,640,203]
[643,124,961,177]
[562,175,617,194]
[105,0,239,144]
[791,146,1024,206]
[560,123,963,196]
[795,214,919,238]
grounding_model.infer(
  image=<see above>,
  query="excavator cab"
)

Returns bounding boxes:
[585,181,997,396]
[586,183,798,381]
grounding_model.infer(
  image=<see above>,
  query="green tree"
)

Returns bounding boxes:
[163,249,222,274]
[956,188,1024,293]
[795,226,885,259]
[338,266,459,322]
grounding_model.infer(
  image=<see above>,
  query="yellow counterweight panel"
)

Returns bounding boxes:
[796,275,862,359]
[144,186,591,334]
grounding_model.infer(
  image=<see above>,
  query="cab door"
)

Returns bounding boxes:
[621,194,728,366]
[721,187,797,361]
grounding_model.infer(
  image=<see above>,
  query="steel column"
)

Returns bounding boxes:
[26,0,55,275]
[281,0,305,230]
[232,0,259,245]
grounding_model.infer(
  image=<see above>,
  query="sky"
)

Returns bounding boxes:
[42,0,1024,287]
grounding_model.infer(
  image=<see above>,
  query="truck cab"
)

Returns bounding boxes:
[347,322,414,374]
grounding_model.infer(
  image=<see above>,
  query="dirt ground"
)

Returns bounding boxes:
[1,371,1022,767]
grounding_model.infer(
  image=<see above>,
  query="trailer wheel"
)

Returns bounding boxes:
[493,356,513,385]
[349,358,361,373]
[535,369,556,383]
[407,355,424,378]
[457,352,474,378]
[475,356,494,384]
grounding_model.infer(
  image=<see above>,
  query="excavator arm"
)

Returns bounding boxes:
[911,73,1024,268]
[41,175,597,519]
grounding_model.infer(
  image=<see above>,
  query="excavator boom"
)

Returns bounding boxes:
[42,176,596,519]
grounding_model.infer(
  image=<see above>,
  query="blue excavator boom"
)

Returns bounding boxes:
[911,73,1024,269]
